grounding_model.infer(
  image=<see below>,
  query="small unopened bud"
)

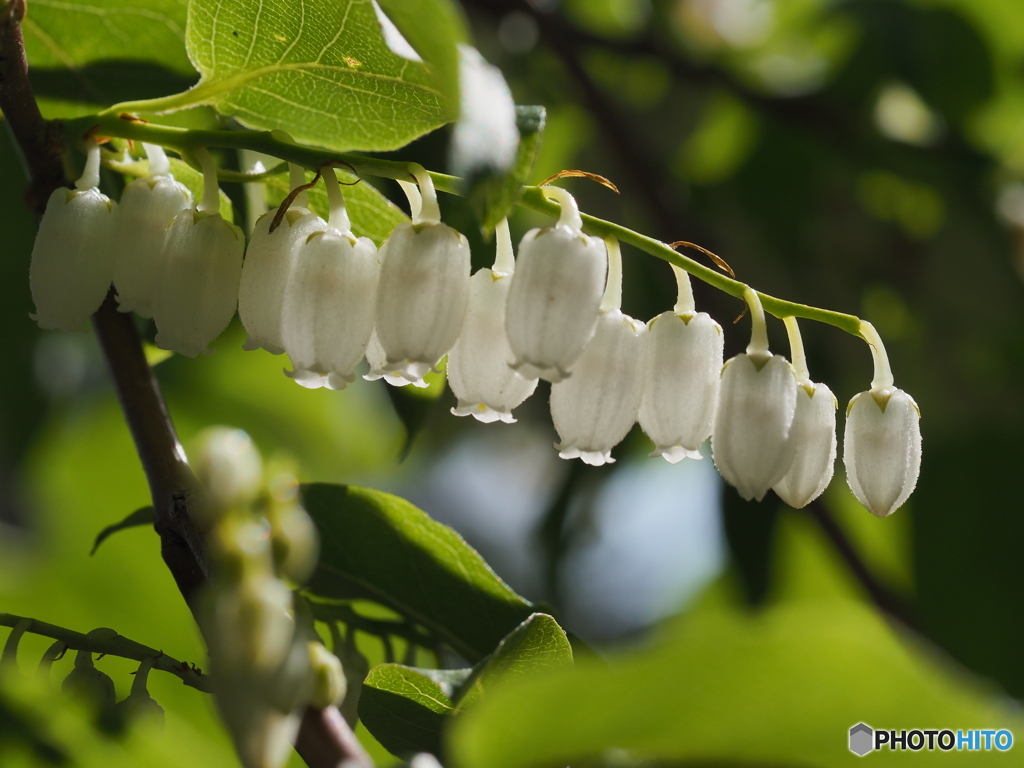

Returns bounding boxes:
[307,641,345,708]
[205,574,295,674]
[268,500,319,584]
[117,656,165,728]
[192,428,264,521]
[62,648,116,712]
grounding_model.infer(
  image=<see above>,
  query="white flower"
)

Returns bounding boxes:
[112,144,192,318]
[504,187,607,382]
[30,140,117,331]
[363,331,430,388]
[639,266,723,463]
[772,382,837,508]
[844,387,921,517]
[281,168,378,390]
[153,209,245,356]
[447,219,538,423]
[450,44,519,179]
[551,309,647,465]
[372,165,470,381]
[711,288,797,501]
[550,238,645,466]
[239,163,326,354]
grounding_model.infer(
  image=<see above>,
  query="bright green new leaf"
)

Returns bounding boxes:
[467,106,546,233]
[457,613,573,708]
[450,602,1024,768]
[90,506,154,556]
[358,664,454,758]
[129,0,457,152]
[374,0,468,110]
[262,171,407,247]
[302,484,535,662]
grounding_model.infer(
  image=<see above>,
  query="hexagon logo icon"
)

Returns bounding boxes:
[849,723,874,756]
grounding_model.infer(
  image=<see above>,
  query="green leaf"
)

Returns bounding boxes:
[457,614,573,708]
[21,0,195,117]
[90,507,154,556]
[373,0,469,109]
[141,0,456,152]
[262,171,407,248]
[467,106,546,233]
[449,602,1024,768]
[302,483,534,662]
[358,664,454,758]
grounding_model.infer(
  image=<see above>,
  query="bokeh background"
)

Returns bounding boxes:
[4,0,1024,764]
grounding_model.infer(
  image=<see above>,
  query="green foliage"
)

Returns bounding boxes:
[302,483,535,663]
[358,664,453,758]
[450,601,1024,768]
[90,507,154,557]
[154,0,457,151]
[466,106,546,234]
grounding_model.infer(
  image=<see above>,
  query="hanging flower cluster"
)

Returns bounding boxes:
[29,150,921,516]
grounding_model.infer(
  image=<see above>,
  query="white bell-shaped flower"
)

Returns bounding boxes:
[372,165,470,381]
[505,187,607,383]
[29,140,117,331]
[551,238,646,465]
[712,288,798,501]
[281,169,379,390]
[639,265,723,462]
[771,317,837,508]
[239,162,326,354]
[112,144,192,318]
[447,219,538,423]
[152,148,244,357]
[364,330,430,388]
[843,322,922,517]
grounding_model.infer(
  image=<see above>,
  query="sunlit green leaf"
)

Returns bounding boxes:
[149,0,456,152]
[450,602,1024,768]
[302,483,535,662]
[358,664,453,758]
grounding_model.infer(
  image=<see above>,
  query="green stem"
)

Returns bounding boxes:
[0,613,211,693]
[61,112,865,336]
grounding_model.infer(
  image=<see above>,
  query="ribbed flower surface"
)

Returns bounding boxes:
[112,175,191,318]
[153,210,244,357]
[281,230,379,390]
[239,208,326,354]
[30,187,117,332]
[772,382,837,508]
[447,269,538,423]
[550,309,646,465]
[373,222,470,381]
[843,387,922,517]
[639,311,723,462]
[712,354,798,501]
[504,226,607,382]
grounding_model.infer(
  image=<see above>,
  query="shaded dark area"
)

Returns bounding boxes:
[29,61,197,110]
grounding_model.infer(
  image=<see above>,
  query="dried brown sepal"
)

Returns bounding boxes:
[269,160,361,233]
[538,169,620,194]
[670,240,736,278]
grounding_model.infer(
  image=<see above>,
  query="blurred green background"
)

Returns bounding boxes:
[4,0,1024,764]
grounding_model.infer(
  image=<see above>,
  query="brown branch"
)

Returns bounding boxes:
[0,7,370,767]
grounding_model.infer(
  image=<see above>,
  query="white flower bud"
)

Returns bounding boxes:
[239,207,326,355]
[772,382,837,508]
[205,574,295,675]
[268,501,319,585]
[504,189,607,382]
[307,641,346,709]
[192,427,264,518]
[551,309,647,465]
[712,354,798,501]
[112,147,192,318]
[373,221,470,381]
[843,387,921,517]
[152,209,245,356]
[281,230,379,390]
[448,220,537,423]
[639,310,723,462]
[30,171,117,331]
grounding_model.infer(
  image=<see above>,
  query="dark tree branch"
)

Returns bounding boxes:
[805,500,920,633]
[1,6,370,766]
